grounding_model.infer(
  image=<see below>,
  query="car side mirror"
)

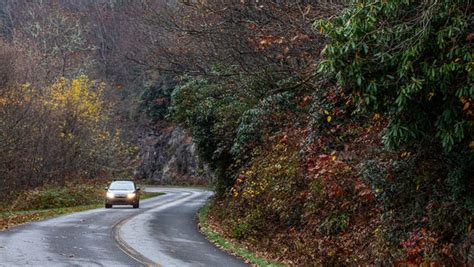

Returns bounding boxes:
[105,186,108,190]
[136,187,141,191]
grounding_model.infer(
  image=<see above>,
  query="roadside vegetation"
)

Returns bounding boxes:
[164,1,473,265]
[198,202,284,267]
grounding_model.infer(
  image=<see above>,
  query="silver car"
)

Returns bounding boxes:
[105,180,141,209]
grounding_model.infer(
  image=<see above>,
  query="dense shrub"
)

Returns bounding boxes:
[8,183,103,211]
[171,77,251,194]
[359,150,474,263]
[318,0,473,151]
[316,0,474,263]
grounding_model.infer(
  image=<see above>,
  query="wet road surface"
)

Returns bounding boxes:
[0,187,248,267]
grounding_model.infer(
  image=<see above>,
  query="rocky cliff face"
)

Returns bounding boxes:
[137,123,212,185]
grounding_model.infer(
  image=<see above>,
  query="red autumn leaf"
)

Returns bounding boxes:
[466,33,474,41]
[354,180,366,191]
[319,154,330,161]
[247,22,257,30]
[359,189,374,201]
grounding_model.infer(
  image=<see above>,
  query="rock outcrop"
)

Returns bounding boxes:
[137,122,212,185]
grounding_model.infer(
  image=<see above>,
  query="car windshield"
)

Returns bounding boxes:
[109,181,135,190]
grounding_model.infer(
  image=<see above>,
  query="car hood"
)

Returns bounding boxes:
[108,190,134,194]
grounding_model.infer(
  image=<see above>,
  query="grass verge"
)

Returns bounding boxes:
[198,202,285,267]
[0,204,101,231]
[0,190,164,231]
[141,191,165,200]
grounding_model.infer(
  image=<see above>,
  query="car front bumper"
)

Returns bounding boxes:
[105,196,138,205]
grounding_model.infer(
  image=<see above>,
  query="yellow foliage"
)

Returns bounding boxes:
[1,75,137,182]
[428,92,435,101]
[46,75,105,124]
[400,151,412,158]
[373,113,381,121]
[0,97,7,106]
[0,83,34,106]
[463,101,470,111]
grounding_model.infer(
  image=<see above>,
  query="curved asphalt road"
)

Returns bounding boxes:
[0,187,248,267]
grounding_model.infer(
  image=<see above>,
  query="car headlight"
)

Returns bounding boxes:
[127,193,136,199]
[106,192,115,199]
